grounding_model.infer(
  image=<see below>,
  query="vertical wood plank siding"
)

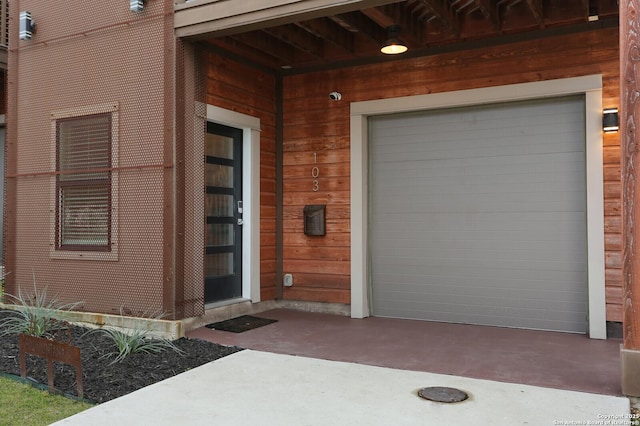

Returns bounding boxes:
[280,27,623,318]
[204,51,278,300]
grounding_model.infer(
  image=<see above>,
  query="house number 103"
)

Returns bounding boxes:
[312,152,319,192]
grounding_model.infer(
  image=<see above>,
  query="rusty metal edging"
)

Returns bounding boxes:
[19,334,83,399]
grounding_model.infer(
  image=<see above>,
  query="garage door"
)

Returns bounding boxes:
[369,95,587,333]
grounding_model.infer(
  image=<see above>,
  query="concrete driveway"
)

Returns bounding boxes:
[54,350,630,426]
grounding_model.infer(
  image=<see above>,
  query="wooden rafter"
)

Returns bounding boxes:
[361,3,423,46]
[296,18,355,53]
[230,32,298,64]
[525,0,544,27]
[412,0,459,37]
[471,0,499,30]
[332,11,388,44]
[264,24,324,57]
[206,0,619,72]
[361,5,397,29]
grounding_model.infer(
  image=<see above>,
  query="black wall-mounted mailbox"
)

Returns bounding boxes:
[304,204,326,236]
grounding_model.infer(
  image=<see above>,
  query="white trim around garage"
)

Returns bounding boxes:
[350,75,606,339]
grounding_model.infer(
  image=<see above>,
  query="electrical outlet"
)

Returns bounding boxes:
[284,273,293,287]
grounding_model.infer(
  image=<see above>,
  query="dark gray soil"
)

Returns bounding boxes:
[0,310,242,403]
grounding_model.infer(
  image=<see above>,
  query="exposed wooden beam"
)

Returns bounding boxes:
[361,5,397,28]
[471,0,500,30]
[394,2,425,45]
[296,17,356,53]
[206,38,282,70]
[230,32,298,64]
[332,11,388,44]
[412,0,459,37]
[202,0,620,72]
[525,0,544,27]
[361,3,423,46]
[263,24,324,57]
[175,0,407,38]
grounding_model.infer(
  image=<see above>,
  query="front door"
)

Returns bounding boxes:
[204,122,243,303]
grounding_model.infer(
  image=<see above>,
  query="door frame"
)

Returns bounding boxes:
[350,75,606,339]
[206,105,261,304]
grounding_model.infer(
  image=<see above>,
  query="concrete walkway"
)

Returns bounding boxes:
[54,350,630,426]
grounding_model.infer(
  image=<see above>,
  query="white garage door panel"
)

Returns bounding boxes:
[370,96,587,332]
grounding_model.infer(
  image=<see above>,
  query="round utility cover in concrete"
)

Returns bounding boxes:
[418,387,468,403]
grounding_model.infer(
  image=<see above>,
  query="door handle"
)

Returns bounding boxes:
[237,218,244,226]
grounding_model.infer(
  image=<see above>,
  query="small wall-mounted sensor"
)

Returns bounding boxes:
[329,91,342,101]
[284,274,293,287]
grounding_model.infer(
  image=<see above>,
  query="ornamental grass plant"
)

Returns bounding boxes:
[0,277,83,339]
[86,309,184,364]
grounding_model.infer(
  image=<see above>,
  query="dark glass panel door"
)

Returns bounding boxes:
[204,122,242,303]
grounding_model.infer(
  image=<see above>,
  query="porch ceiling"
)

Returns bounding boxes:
[198,0,619,74]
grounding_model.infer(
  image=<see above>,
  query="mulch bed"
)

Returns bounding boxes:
[0,310,243,403]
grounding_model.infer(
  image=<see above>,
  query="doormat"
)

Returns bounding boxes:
[205,315,278,333]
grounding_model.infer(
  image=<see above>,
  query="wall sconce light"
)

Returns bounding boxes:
[603,108,619,133]
[130,0,145,12]
[381,25,408,55]
[19,11,34,40]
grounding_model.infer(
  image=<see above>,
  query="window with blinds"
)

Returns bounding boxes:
[56,113,112,250]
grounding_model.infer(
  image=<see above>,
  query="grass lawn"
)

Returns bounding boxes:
[0,375,93,426]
